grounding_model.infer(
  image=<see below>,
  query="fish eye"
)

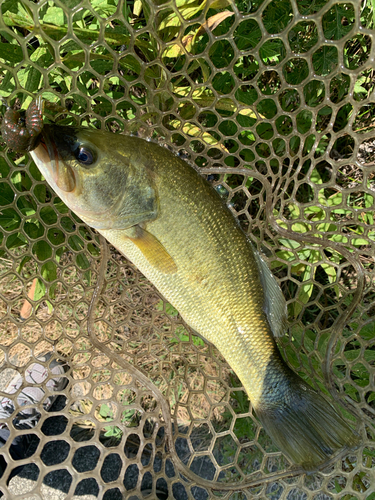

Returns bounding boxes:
[75,146,96,166]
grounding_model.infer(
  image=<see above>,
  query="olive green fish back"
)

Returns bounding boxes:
[0,0,374,498]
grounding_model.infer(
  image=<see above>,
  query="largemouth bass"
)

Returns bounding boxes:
[1,100,358,470]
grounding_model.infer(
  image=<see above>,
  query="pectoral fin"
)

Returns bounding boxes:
[124,226,177,274]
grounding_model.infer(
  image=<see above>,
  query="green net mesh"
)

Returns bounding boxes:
[0,0,374,498]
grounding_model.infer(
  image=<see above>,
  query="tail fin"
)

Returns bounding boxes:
[256,377,359,470]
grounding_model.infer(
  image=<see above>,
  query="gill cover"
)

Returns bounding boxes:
[33,125,158,231]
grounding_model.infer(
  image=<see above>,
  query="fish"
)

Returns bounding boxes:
[1,99,359,470]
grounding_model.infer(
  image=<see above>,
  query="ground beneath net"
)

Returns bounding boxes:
[0,365,211,500]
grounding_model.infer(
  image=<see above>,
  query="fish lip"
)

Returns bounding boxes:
[40,126,76,193]
[30,130,55,184]
[40,126,60,184]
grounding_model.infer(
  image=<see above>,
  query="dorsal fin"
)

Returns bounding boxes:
[253,247,288,337]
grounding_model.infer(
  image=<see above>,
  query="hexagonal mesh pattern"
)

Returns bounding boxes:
[0,0,374,498]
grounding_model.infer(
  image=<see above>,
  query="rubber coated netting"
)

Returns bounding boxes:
[0,0,374,498]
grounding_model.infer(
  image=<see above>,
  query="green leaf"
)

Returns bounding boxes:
[290,222,309,234]
[54,202,70,215]
[42,6,66,25]
[234,19,262,50]
[365,192,374,209]
[294,282,313,317]
[15,66,42,99]
[33,240,52,261]
[321,263,339,295]
[278,238,301,250]
[312,46,338,76]
[0,42,24,64]
[364,446,375,456]
[77,255,91,271]
[16,255,32,274]
[275,250,296,262]
[165,302,179,317]
[40,207,58,225]
[2,3,34,29]
[34,278,46,302]
[0,208,21,231]
[262,0,293,34]
[296,110,312,134]
[360,322,375,340]
[259,39,285,63]
[90,0,119,17]
[30,45,54,69]
[0,70,15,96]
[344,383,360,402]
[237,115,256,128]
[87,242,100,257]
[41,261,57,282]
[23,219,44,239]
[293,249,321,317]
[5,231,26,249]
[47,228,65,246]
[322,4,355,41]
[99,403,112,418]
[0,182,15,205]
[352,237,371,246]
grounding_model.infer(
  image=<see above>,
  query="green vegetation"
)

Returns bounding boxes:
[1,0,374,308]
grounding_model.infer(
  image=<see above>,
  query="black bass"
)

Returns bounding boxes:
[1,100,358,470]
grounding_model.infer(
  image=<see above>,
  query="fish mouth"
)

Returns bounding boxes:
[36,126,76,193]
